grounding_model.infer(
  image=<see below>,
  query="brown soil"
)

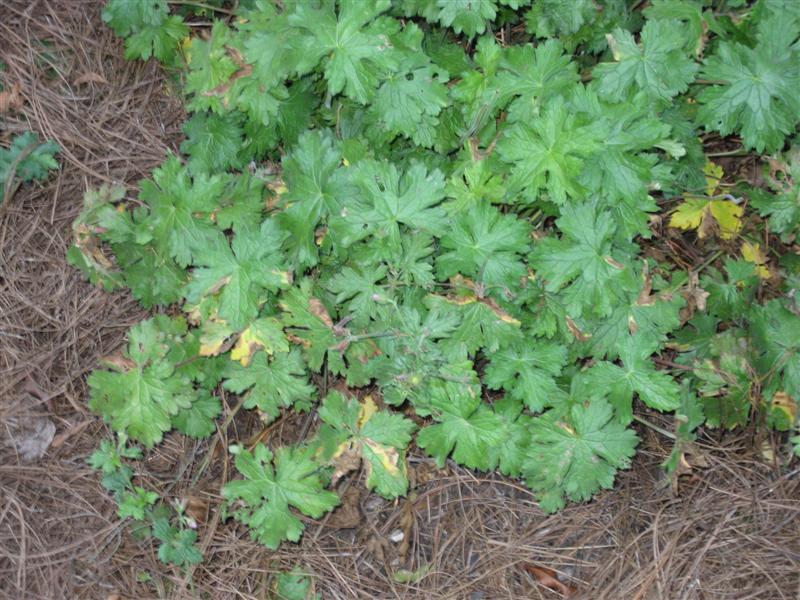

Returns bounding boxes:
[1,2,798,599]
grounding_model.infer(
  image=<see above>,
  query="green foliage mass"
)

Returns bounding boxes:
[77,0,800,563]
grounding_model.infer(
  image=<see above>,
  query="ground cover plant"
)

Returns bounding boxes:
[68,0,800,575]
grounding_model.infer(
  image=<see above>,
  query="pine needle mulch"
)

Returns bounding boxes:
[1,2,798,599]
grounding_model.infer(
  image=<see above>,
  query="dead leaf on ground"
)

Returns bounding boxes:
[396,496,416,561]
[0,82,23,113]
[681,270,710,322]
[365,534,391,565]
[4,414,56,461]
[523,564,577,597]
[327,486,362,529]
[670,442,709,493]
[182,495,210,527]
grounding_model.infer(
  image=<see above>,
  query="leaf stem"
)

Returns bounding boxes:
[167,1,236,15]
[633,414,676,440]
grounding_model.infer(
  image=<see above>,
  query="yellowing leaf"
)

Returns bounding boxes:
[230,317,289,366]
[358,396,379,428]
[741,241,771,279]
[703,160,724,196]
[771,391,797,424]
[199,317,233,356]
[363,438,401,477]
[670,198,743,239]
[709,201,744,239]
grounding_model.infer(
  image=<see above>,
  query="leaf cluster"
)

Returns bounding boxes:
[76,0,800,556]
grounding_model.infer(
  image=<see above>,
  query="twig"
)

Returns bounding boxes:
[706,148,752,157]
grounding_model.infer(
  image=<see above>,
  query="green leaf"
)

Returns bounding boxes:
[595,20,698,102]
[0,132,59,189]
[88,317,196,447]
[697,16,800,152]
[750,146,800,241]
[103,0,169,36]
[103,0,186,64]
[181,112,244,175]
[585,335,681,424]
[530,202,627,317]
[484,341,568,412]
[183,222,290,330]
[522,398,638,512]
[436,201,530,292]
[125,15,187,63]
[223,349,315,421]
[317,393,415,498]
[280,280,343,373]
[274,568,320,600]
[277,130,352,269]
[288,0,397,104]
[416,382,504,470]
[172,391,221,438]
[223,444,340,549]
[435,0,497,37]
[487,396,532,478]
[525,0,594,39]
[326,263,388,327]
[118,486,158,520]
[498,99,602,203]
[425,292,522,359]
[138,156,223,267]
[497,39,579,123]
[152,518,203,566]
[331,160,447,251]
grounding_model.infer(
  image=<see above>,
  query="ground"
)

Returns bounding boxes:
[1,2,799,599]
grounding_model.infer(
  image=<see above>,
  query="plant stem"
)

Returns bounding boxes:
[167,1,236,15]
[633,414,676,440]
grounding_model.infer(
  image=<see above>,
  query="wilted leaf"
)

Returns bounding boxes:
[741,241,771,279]
[670,198,743,239]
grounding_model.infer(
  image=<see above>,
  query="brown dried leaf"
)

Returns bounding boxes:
[327,486,362,529]
[100,353,136,371]
[0,82,23,113]
[309,297,334,328]
[565,316,591,342]
[680,271,710,323]
[183,495,209,526]
[523,564,577,597]
[331,442,362,487]
[396,498,416,560]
